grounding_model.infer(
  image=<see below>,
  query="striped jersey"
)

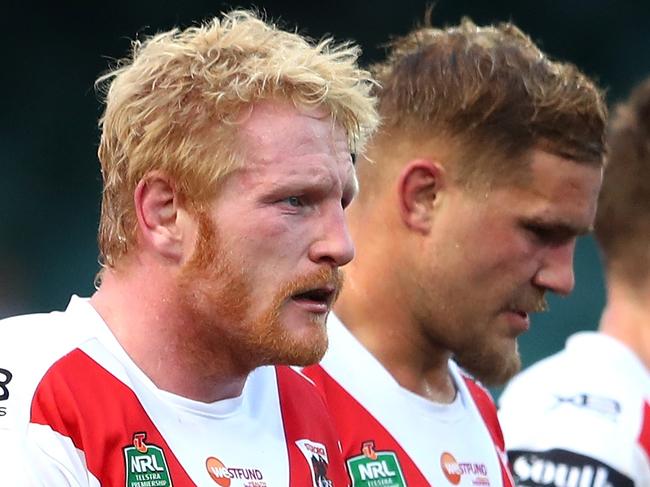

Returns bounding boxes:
[0,296,348,487]
[303,313,514,487]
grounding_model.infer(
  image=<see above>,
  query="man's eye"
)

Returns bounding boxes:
[285,196,303,207]
[525,224,571,245]
[527,225,550,240]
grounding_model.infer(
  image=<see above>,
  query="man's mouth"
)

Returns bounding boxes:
[284,267,343,316]
[503,308,531,333]
[509,309,529,319]
[291,286,336,310]
[505,292,548,320]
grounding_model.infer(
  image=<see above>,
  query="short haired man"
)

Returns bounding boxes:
[0,11,378,486]
[303,19,606,486]
[499,79,650,486]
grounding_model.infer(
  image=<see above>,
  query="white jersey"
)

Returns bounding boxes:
[0,296,349,486]
[499,332,650,487]
[303,314,514,487]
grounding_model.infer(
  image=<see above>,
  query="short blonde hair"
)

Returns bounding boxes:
[96,10,378,268]
[366,18,606,187]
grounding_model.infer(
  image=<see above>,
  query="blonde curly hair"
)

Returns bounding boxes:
[96,10,378,269]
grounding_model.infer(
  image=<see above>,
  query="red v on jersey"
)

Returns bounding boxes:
[31,349,192,485]
[276,366,349,486]
[304,364,429,485]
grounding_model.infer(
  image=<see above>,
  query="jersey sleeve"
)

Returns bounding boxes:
[0,315,99,486]
[25,424,101,486]
[0,428,99,486]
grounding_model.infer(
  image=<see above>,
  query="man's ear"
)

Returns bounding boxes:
[133,171,187,262]
[397,159,446,234]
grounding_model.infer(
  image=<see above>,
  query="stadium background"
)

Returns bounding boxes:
[2,0,649,396]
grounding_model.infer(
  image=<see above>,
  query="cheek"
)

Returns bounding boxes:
[272,211,325,248]
[234,217,312,268]
[468,229,538,280]
[259,217,297,239]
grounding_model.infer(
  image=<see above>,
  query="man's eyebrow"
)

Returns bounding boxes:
[525,217,594,237]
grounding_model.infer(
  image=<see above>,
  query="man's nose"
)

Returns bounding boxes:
[532,241,576,296]
[308,205,355,267]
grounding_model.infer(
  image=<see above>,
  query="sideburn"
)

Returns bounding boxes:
[177,213,252,374]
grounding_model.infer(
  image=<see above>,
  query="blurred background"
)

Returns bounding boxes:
[2,0,649,395]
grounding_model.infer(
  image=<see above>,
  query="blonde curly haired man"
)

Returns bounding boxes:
[0,10,378,486]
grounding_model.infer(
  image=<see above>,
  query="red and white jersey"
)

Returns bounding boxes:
[0,296,348,487]
[303,314,514,487]
[499,332,650,487]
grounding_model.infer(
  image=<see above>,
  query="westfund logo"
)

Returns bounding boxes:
[509,449,633,487]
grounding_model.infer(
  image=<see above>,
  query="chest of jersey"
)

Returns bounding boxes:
[29,347,345,486]
[306,364,504,487]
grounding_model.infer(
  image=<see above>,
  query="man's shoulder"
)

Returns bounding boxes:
[0,302,102,428]
[0,310,71,363]
[0,309,61,334]
[499,333,650,486]
[500,332,648,412]
[0,303,94,362]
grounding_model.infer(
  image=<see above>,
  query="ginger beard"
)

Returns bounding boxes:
[177,214,342,373]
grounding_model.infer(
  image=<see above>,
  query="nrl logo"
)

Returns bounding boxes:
[123,432,173,487]
[346,441,406,487]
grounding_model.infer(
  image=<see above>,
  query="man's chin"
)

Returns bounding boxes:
[454,347,521,387]
[253,321,329,368]
[284,347,327,367]
[263,338,328,367]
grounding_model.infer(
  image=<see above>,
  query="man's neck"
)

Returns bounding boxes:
[90,266,249,403]
[599,280,650,373]
[334,279,457,404]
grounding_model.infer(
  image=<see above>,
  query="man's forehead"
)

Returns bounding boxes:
[483,147,600,193]
[493,149,602,231]
[244,98,329,119]
[236,103,349,166]
[230,103,353,183]
[239,99,344,141]
[525,149,603,194]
